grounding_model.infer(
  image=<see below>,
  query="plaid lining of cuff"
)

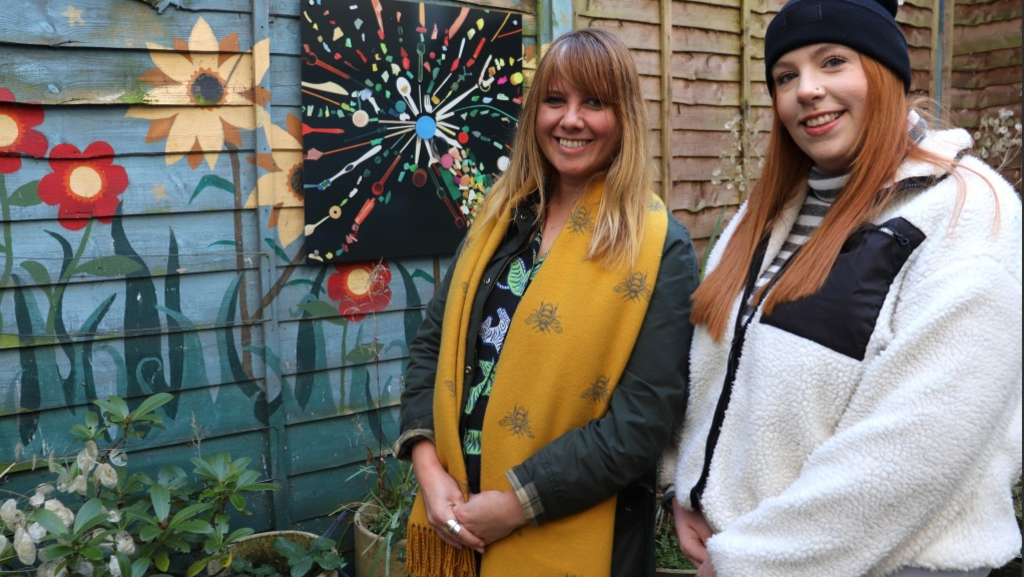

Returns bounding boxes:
[393,428,435,460]
[506,465,545,526]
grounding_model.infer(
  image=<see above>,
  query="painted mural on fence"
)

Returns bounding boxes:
[0,15,430,463]
[301,0,523,263]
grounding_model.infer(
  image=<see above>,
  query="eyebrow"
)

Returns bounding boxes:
[772,43,852,71]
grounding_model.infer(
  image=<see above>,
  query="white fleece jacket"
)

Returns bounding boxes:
[670,127,1023,577]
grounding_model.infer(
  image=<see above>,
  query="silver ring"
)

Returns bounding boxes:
[445,518,462,536]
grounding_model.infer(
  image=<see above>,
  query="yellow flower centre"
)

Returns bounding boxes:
[0,113,19,148]
[346,268,371,296]
[69,166,103,200]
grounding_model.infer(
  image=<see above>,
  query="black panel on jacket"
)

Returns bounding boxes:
[760,216,926,360]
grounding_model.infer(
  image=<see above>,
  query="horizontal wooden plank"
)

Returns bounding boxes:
[955,0,1022,25]
[952,18,1024,54]
[0,1,257,51]
[277,359,405,426]
[950,84,1024,109]
[271,0,538,18]
[952,47,1022,72]
[576,18,741,55]
[951,65,1023,90]
[950,103,1024,129]
[669,180,744,213]
[277,308,416,369]
[0,325,270,410]
[667,156,725,182]
[0,44,258,106]
[286,408,403,476]
[673,204,740,241]
[577,0,739,31]
[0,385,272,460]
[1,211,262,276]
[633,51,742,82]
[1,267,262,334]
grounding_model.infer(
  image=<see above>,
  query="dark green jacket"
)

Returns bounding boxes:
[398,201,699,576]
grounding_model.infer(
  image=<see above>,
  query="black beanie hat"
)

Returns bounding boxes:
[763,0,911,95]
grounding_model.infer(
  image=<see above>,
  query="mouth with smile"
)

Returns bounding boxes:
[802,111,844,130]
[557,137,591,150]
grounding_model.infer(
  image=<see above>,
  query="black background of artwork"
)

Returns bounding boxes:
[301,0,522,263]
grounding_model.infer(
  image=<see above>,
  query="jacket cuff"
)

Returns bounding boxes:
[506,465,546,526]
[394,428,434,460]
[660,486,676,513]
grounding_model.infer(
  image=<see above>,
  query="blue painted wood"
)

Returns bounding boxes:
[0,1,256,52]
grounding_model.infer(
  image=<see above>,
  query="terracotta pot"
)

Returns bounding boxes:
[214,530,338,577]
[354,503,410,577]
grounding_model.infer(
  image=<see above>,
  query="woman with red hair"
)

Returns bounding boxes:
[663,0,1022,576]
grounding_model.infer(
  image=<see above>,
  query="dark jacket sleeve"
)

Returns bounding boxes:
[395,244,462,459]
[508,215,699,523]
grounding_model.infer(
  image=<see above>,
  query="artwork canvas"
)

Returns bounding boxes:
[301,0,523,263]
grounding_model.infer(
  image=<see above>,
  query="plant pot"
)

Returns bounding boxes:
[655,567,698,576]
[214,530,338,577]
[354,503,411,577]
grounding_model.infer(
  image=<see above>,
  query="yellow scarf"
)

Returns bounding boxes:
[407,183,668,577]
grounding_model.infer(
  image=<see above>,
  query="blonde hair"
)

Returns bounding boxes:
[692,55,971,340]
[469,28,655,268]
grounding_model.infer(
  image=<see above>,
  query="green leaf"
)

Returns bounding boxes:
[154,551,170,573]
[81,546,105,560]
[168,502,213,528]
[150,484,170,522]
[32,508,68,537]
[70,423,94,439]
[19,260,53,287]
[72,256,144,277]
[297,299,346,324]
[40,544,75,561]
[139,525,162,542]
[229,493,246,512]
[190,174,234,204]
[115,552,132,577]
[94,396,130,421]
[85,410,99,429]
[174,519,214,534]
[73,498,106,534]
[289,556,313,577]
[273,536,305,557]
[131,557,152,577]
[8,180,42,206]
[134,392,173,420]
[226,527,255,544]
[186,557,214,577]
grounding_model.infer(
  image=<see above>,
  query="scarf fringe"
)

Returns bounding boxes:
[406,523,477,577]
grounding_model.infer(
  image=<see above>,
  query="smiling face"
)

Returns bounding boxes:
[535,79,622,192]
[771,43,869,175]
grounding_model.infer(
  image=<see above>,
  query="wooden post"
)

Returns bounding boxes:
[660,0,672,201]
[251,0,291,530]
[740,0,752,196]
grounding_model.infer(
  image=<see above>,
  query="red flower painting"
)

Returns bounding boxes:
[39,141,128,230]
[0,88,49,174]
[327,261,393,321]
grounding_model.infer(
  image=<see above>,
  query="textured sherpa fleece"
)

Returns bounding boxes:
[670,127,1023,577]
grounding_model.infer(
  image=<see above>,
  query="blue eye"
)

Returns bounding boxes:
[775,72,796,85]
[824,55,847,68]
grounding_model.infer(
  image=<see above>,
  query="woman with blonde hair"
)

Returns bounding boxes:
[397,27,699,577]
[663,0,1022,576]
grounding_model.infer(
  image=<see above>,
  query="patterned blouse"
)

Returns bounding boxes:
[461,229,546,493]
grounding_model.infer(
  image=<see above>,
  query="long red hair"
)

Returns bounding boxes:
[691,55,960,340]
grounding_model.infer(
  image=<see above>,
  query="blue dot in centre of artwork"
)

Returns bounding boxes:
[416,116,437,140]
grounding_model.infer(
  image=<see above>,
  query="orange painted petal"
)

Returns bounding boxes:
[145,115,178,143]
[139,67,180,88]
[219,32,240,67]
[187,141,204,169]
[173,37,191,58]
[255,152,280,173]
[222,118,242,147]
[286,114,303,144]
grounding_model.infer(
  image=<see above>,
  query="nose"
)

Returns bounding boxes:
[559,103,585,129]
[796,74,823,104]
